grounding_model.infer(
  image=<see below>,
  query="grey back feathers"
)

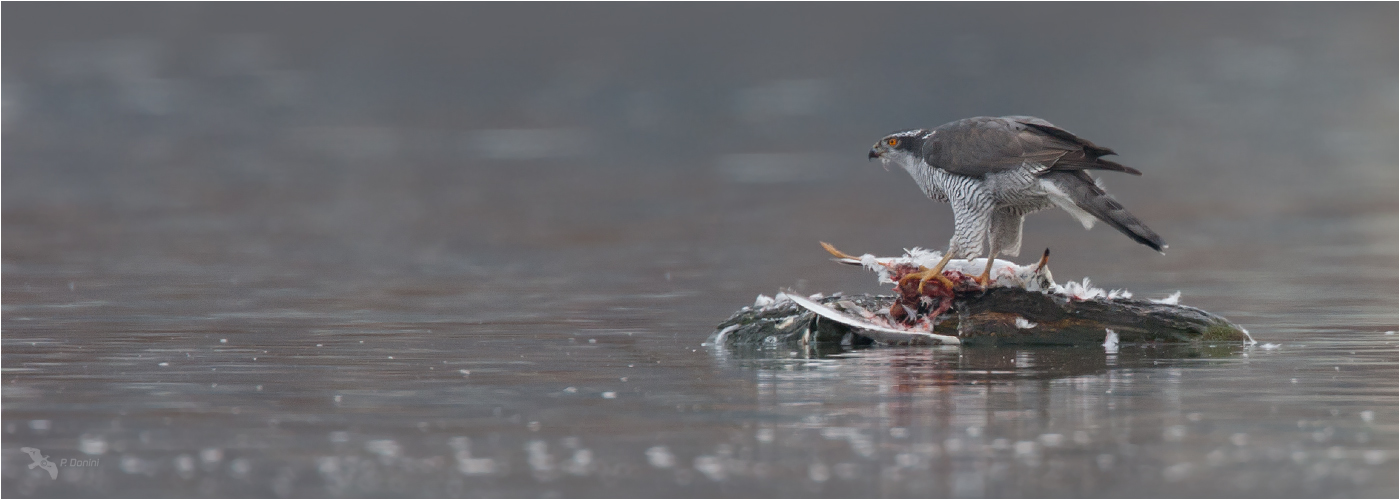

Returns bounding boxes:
[919,116,1142,177]
[877,115,1166,256]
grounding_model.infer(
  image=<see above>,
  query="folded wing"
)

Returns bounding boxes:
[921,116,1142,177]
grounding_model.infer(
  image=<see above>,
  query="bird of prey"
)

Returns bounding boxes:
[866,115,1165,290]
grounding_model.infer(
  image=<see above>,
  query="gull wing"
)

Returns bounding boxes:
[784,292,961,346]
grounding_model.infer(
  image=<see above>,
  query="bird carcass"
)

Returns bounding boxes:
[710,243,1250,347]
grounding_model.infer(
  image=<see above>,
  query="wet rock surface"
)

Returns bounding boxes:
[713,289,1248,347]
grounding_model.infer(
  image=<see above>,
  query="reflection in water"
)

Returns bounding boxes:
[2,317,1395,496]
[709,344,1391,497]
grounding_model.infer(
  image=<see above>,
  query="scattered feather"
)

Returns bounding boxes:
[1014,317,1038,329]
[1150,291,1182,305]
[1053,278,1104,301]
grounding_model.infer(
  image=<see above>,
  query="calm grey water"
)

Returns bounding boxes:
[3,3,1397,497]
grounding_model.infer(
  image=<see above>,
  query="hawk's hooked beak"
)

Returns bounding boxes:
[868,147,889,171]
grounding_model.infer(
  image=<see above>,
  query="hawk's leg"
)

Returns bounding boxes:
[944,189,995,289]
[976,255,996,287]
[974,207,1030,288]
[973,225,1000,288]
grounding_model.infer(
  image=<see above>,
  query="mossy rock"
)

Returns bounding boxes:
[711,289,1248,347]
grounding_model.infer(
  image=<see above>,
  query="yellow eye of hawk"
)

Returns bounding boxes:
[886,138,899,146]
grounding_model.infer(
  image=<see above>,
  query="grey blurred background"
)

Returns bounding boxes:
[5,2,1398,327]
[7,4,1395,272]
[5,4,1395,297]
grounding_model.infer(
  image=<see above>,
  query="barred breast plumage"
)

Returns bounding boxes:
[912,161,1053,258]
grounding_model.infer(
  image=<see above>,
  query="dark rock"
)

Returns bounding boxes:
[711,289,1248,347]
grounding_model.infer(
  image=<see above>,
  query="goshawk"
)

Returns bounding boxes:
[867,115,1165,288]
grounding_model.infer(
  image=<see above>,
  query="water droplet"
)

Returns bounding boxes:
[229,458,252,478]
[1014,440,1037,456]
[756,428,775,443]
[694,455,725,481]
[645,446,675,468]
[174,454,196,475]
[78,434,107,455]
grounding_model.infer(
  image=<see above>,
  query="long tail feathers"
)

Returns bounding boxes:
[1087,157,1142,176]
[1048,171,1167,253]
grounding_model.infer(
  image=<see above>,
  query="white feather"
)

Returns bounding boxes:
[1149,291,1182,305]
[1038,178,1096,229]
